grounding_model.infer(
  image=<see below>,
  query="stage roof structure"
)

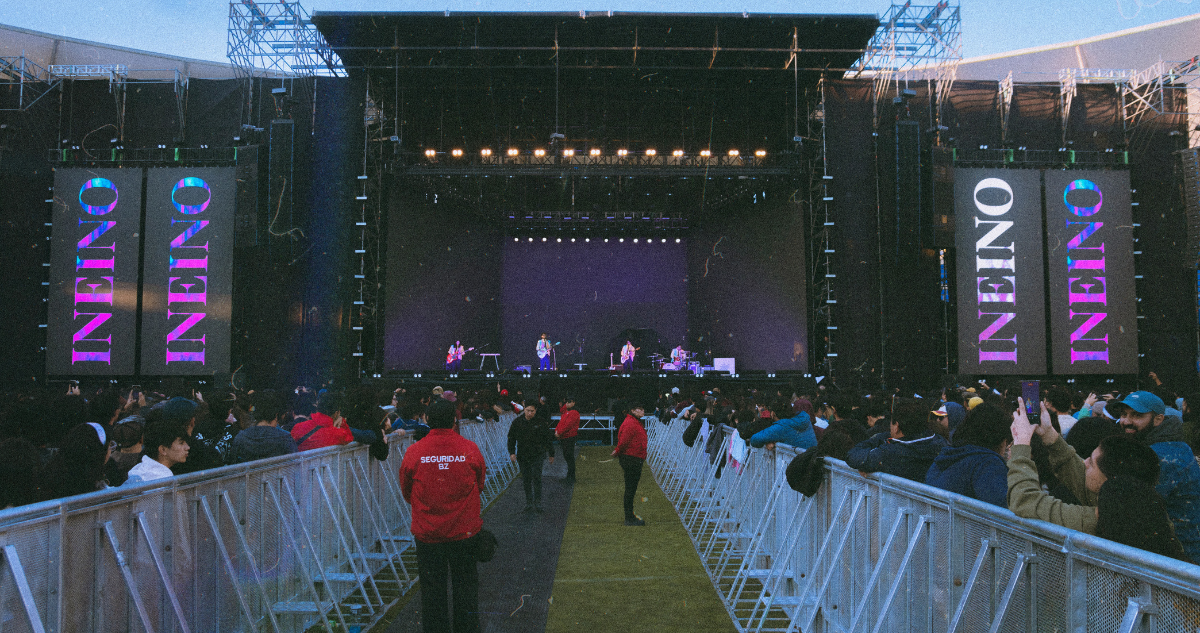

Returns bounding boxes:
[311,11,879,86]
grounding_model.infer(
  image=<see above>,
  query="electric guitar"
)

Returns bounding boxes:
[446,346,474,363]
[621,346,641,363]
[536,341,560,359]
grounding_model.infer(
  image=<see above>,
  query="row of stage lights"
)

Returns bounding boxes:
[423,147,767,159]
[516,237,683,243]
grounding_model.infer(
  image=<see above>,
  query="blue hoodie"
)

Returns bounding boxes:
[749,412,818,450]
[925,444,1007,507]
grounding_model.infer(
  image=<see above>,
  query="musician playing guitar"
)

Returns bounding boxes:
[446,341,472,371]
[621,340,640,372]
[537,334,554,371]
[670,345,686,366]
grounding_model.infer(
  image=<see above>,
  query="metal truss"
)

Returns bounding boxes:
[353,80,390,378]
[808,79,837,378]
[227,0,345,78]
[849,1,963,126]
[999,71,1015,143]
[1058,59,1200,145]
[0,56,61,111]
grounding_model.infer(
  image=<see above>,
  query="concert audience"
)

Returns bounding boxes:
[43,423,111,499]
[126,411,191,485]
[748,398,817,450]
[925,403,1011,507]
[845,398,948,482]
[1007,399,1189,561]
[228,390,297,464]
[291,392,354,451]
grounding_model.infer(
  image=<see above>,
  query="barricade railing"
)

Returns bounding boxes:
[0,417,515,633]
[647,421,1200,633]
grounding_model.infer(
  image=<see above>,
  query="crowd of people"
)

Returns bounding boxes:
[0,380,570,508]
[665,378,1200,564]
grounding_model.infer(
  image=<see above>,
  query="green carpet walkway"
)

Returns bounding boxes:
[545,445,736,633]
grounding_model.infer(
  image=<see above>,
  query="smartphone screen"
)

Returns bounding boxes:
[1019,380,1040,418]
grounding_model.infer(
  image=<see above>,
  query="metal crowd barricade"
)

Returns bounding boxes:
[648,423,1200,633]
[0,417,515,633]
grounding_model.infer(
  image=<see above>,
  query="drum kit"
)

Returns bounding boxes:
[653,350,700,373]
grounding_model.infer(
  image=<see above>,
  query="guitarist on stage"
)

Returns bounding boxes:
[536,334,554,371]
[446,341,466,371]
[621,340,639,372]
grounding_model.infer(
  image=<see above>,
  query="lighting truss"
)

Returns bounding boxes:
[1057,59,1200,146]
[227,0,345,78]
[848,1,963,123]
[0,56,61,111]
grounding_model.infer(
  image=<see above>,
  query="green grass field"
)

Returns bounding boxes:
[545,446,737,632]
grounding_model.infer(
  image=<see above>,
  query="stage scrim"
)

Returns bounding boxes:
[139,168,234,375]
[954,169,1046,375]
[1044,170,1137,374]
[46,169,144,375]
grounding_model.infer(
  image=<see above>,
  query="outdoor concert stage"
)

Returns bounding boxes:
[16,10,1196,393]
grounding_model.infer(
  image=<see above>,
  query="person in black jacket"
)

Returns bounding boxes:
[507,399,555,513]
[845,398,947,482]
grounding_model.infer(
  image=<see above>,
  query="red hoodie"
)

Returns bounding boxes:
[399,429,486,543]
[556,405,580,439]
[290,412,354,451]
[615,414,647,460]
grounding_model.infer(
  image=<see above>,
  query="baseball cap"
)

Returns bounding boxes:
[966,396,983,410]
[1110,391,1166,416]
[932,405,948,416]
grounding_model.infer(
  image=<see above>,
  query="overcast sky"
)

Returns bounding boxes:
[1,0,1197,64]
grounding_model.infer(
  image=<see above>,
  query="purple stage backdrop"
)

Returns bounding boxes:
[46,169,144,375]
[501,240,687,369]
[1044,170,1137,373]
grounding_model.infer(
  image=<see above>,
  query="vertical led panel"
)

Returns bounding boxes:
[1044,170,1137,373]
[46,169,143,375]
[955,169,1047,374]
[139,168,234,375]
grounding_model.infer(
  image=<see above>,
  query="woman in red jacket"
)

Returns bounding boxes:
[612,402,648,526]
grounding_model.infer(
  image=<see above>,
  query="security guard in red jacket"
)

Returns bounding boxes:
[399,399,486,633]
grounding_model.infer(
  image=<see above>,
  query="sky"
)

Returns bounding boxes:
[1,0,1198,65]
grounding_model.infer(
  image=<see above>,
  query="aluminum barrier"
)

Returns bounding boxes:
[648,419,1200,633]
[0,418,516,633]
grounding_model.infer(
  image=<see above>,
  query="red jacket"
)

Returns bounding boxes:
[291,412,354,451]
[616,414,647,460]
[399,428,486,543]
[556,406,580,439]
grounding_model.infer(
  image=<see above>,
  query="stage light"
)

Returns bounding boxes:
[633,238,638,243]
[645,149,656,156]
[514,238,519,242]
[424,149,436,158]
[700,149,712,157]
[728,149,740,157]
[528,237,534,242]
[617,149,628,156]
[755,149,767,157]
[563,149,575,157]
[480,148,492,157]
[451,148,463,157]
[676,238,681,243]
[590,148,602,156]
[534,149,546,157]
[508,148,520,156]
[557,237,562,242]
[604,238,609,242]
[672,149,684,157]
[661,238,667,243]
[571,238,576,242]
[542,237,547,242]
[619,238,625,242]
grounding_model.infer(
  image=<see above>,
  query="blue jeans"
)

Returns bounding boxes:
[539,355,551,370]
